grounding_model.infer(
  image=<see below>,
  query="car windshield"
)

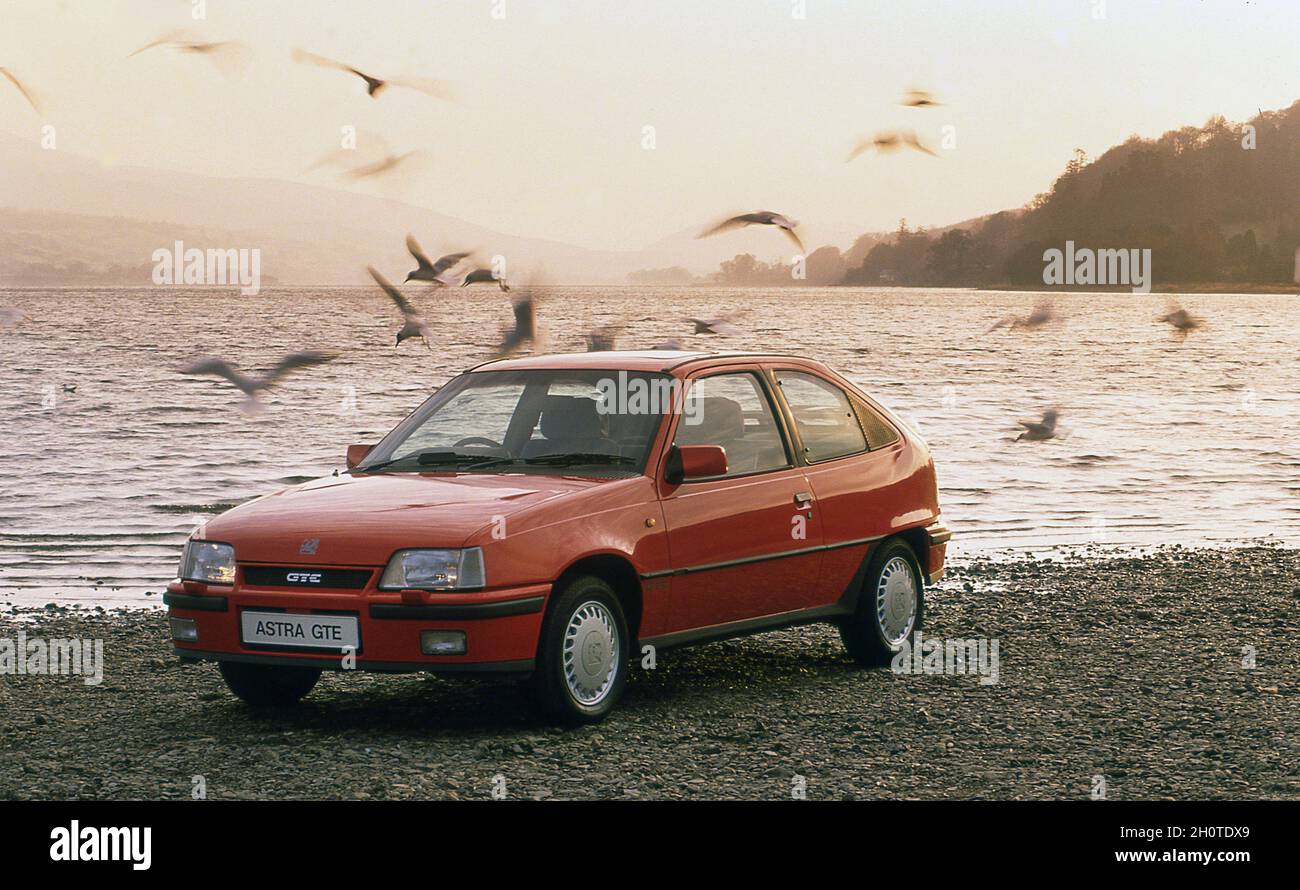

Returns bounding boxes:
[355,369,673,476]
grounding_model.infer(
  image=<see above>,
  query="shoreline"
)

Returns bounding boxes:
[1,544,1295,800]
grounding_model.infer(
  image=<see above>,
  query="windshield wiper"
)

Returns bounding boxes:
[355,451,514,473]
[523,453,635,468]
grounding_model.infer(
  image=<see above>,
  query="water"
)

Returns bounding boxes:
[2,286,1297,608]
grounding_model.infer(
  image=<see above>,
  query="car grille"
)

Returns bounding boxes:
[241,566,373,590]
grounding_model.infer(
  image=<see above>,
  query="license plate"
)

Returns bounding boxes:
[240,611,359,652]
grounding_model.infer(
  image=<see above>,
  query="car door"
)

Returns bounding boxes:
[657,368,824,632]
[770,367,900,606]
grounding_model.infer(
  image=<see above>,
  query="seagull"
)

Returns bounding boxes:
[368,267,432,349]
[0,68,40,113]
[179,352,336,412]
[343,151,417,180]
[848,130,937,160]
[987,301,1056,333]
[699,211,804,253]
[461,268,510,292]
[128,32,250,74]
[687,315,742,337]
[291,49,453,101]
[1015,409,1060,442]
[404,236,470,285]
[0,307,26,331]
[496,291,538,357]
[900,88,942,108]
[1158,303,1203,339]
[585,322,626,352]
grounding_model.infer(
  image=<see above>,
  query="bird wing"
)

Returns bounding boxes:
[128,31,187,58]
[905,131,938,157]
[431,251,472,278]
[368,266,419,317]
[846,139,872,162]
[698,215,751,239]
[780,224,805,254]
[405,234,434,272]
[0,68,40,112]
[388,76,456,102]
[292,48,353,73]
[179,358,253,392]
[261,351,336,387]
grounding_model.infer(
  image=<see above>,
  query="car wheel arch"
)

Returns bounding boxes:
[549,552,644,643]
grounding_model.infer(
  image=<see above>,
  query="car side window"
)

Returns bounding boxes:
[672,372,790,477]
[775,371,868,462]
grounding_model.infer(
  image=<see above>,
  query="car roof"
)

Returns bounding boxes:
[466,351,829,374]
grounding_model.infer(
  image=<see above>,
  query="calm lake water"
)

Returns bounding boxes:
[1,285,1297,607]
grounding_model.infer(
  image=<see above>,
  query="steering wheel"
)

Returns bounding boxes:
[453,436,506,453]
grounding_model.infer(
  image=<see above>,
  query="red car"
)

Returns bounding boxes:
[166,351,949,723]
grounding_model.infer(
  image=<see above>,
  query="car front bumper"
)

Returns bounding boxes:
[165,578,549,674]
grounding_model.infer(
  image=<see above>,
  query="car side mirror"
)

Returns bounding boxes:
[664,444,728,485]
[346,443,373,470]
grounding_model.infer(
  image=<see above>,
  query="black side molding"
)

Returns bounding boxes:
[369,596,545,621]
[163,592,229,612]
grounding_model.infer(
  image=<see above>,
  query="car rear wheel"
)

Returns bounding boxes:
[533,575,629,725]
[218,661,322,706]
[839,539,924,666]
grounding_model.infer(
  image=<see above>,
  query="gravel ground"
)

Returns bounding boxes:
[1,545,1296,800]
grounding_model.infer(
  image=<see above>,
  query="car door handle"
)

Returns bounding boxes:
[793,492,813,508]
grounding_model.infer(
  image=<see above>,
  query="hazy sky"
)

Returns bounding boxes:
[1,0,1297,250]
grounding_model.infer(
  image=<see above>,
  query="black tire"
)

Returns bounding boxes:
[532,575,630,725]
[839,539,925,666]
[218,661,322,707]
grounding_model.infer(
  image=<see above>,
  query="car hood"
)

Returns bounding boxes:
[200,471,608,565]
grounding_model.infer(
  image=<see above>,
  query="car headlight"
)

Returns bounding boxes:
[380,548,485,591]
[179,540,236,585]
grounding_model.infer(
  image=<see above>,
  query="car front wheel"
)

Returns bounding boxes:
[533,575,629,725]
[218,661,322,706]
[839,539,924,666]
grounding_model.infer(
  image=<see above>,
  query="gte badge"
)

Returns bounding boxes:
[285,572,323,584]
[299,538,320,555]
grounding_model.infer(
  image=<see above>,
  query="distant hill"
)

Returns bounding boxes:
[840,101,1300,288]
[0,131,870,286]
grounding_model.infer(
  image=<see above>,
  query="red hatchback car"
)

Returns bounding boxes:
[166,351,949,723]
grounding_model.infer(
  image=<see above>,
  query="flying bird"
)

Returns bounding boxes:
[988,301,1056,333]
[848,130,937,160]
[496,292,538,357]
[291,49,453,101]
[128,32,250,74]
[1158,303,1203,339]
[1015,409,1060,442]
[0,68,40,113]
[0,307,26,331]
[368,267,432,349]
[404,236,470,285]
[699,211,804,253]
[687,315,742,337]
[461,268,510,292]
[585,322,625,352]
[179,351,336,412]
[900,88,942,108]
[343,151,417,180]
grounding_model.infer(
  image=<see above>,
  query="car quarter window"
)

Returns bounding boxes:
[774,370,869,462]
[672,371,790,477]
